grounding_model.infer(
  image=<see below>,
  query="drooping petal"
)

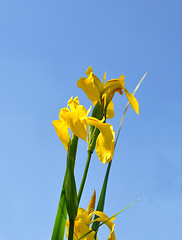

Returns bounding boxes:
[60,108,88,141]
[52,119,70,151]
[87,117,115,164]
[103,76,139,115]
[92,211,116,240]
[123,88,139,115]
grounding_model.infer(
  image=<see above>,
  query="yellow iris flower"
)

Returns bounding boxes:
[53,97,115,163]
[66,191,116,240]
[52,96,88,151]
[77,66,139,118]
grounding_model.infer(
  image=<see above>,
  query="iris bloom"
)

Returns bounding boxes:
[66,191,116,240]
[53,97,115,163]
[52,96,88,151]
[77,66,139,118]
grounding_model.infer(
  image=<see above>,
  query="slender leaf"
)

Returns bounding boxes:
[115,72,147,146]
[92,73,147,233]
[51,183,67,240]
[51,135,78,240]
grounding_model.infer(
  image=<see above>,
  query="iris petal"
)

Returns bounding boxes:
[66,217,95,240]
[60,108,88,141]
[87,117,115,164]
[92,211,116,240]
[87,190,96,214]
[77,75,100,105]
[52,119,70,151]
[77,67,102,106]
[67,96,80,111]
[85,66,93,77]
[53,97,89,150]
[106,101,115,119]
[123,88,139,115]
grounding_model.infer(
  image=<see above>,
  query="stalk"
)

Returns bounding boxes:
[77,150,92,204]
[68,220,74,240]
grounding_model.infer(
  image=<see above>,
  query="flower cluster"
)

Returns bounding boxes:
[52,66,140,240]
[53,66,138,164]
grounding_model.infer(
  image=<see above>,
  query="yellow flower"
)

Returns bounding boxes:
[87,117,115,164]
[52,97,115,163]
[66,191,116,240]
[52,96,88,151]
[77,66,139,117]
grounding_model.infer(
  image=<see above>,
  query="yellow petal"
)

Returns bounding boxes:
[77,75,100,105]
[77,208,91,226]
[74,221,95,240]
[52,119,70,151]
[67,96,80,111]
[66,207,95,240]
[103,75,125,93]
[85,66,93,77]
[103,71,107,83]
[87,117,115,164]
[106,100,115,119]
[77,68,103,105]
[60,107,88,141]
[66,219,95,240]
[87,190,96,214]
[92,211,116,240]
[123,88,139,115]
[118,75,125,88]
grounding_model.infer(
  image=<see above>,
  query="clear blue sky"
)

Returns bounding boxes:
[0,0,182,239]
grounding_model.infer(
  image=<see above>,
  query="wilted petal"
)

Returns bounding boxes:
[52,119,70,151]
[92,211,116,240]
[123,88,139,115]
[87,117,115,164]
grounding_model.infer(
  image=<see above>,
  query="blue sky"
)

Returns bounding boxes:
[0,0,182,239]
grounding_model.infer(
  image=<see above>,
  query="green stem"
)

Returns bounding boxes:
[77,150,92,204]
[68,219,74,240]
